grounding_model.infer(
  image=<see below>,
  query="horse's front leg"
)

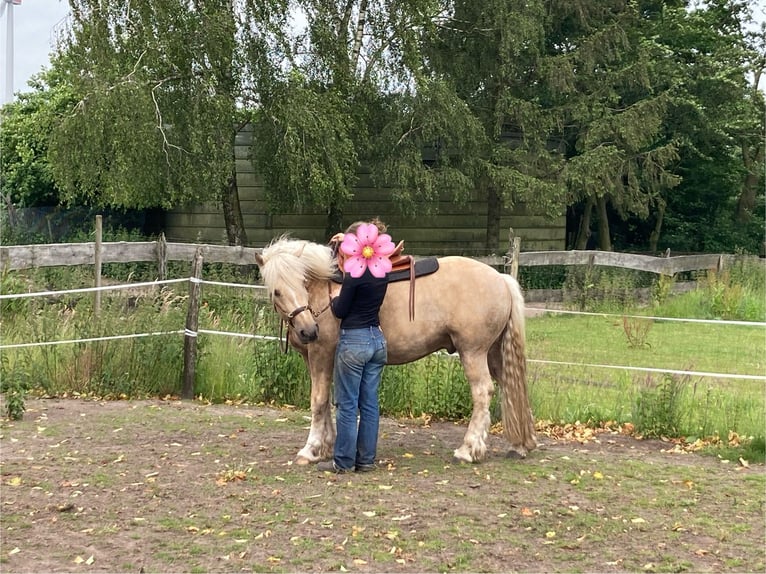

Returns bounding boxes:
[295,347,336,464]
[453,352,494,463]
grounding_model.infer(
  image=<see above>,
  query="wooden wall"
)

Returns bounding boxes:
[164,126,565,256]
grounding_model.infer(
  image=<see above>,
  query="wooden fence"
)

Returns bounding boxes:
[3,225,763,398]
[1,233,758,276]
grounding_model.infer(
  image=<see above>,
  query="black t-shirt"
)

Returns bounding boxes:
[330,268,388,329]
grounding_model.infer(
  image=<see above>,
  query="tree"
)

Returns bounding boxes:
[0,71,74,208]
[538,1,685,251]
[50,0,289,245]
[643,0,765,252]
[411,0,566,252]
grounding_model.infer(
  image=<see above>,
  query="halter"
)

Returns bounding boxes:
[276,283,333,353]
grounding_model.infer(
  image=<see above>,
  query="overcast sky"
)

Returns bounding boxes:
[1,1,764,104]
[0,0,70,101]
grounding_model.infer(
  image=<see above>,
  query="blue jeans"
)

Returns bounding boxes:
[332,326,387,470]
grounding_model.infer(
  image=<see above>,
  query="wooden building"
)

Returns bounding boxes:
[164,127,565,256]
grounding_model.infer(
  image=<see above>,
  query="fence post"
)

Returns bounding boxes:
[182,249,203,400]
[505,227,521,279]
[94,215,102,315]
[157,232,168,281]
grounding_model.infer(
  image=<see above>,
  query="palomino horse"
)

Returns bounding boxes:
[254,237,537,464]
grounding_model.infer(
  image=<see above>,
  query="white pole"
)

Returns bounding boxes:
[2,0,14,105]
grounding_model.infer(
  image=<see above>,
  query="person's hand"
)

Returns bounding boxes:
[330,232,345,243]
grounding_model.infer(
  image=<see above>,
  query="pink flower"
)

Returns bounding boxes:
[340,223,396,278]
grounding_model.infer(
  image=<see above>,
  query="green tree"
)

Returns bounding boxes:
[50,0,288,245]
[418,0,567,252]
[0,71,74,208]
[643,0,764,252]
[252,0,480,237]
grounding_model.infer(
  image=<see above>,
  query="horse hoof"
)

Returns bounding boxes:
[505,450,527,460]
[452,456,472,465]
[294,457,311,465]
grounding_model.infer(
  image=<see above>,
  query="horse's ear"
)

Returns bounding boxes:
[255,252,265,267]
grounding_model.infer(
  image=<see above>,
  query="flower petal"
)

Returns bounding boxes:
[372,234,396,256]
[343,256,368,278]
[340,234,362,256]
[355,223,379,246]
[367,255,392,278]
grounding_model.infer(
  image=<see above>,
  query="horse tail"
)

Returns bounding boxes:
[500,275,537,456]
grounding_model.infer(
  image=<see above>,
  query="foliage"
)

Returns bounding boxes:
[50,1,239,209]
[633,374,685,438]
[1,0,762,255]
[0,70,75,208]
[562,266,644,312]
[621,317,653,349]
[654,262,766,322]
[0,353,29,421]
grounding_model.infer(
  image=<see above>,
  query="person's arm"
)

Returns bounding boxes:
[330,275,359,319]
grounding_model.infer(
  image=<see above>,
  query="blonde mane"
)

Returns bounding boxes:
[259,237,336,292]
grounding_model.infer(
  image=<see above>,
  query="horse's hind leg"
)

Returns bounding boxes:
[453,352,494,463]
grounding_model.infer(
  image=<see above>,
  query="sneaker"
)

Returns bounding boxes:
[316,460,351,474]
[355,463,377,473]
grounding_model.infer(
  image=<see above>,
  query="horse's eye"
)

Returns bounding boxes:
[273,289,281,298]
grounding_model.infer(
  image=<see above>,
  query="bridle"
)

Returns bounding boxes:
[275,283,333,353]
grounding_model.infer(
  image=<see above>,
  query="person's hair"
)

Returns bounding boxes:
[345,217,387,234]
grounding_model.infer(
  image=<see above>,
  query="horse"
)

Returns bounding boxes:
[254,237,537,464]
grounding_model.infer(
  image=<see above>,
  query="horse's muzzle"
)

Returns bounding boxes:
[296,324,319,343]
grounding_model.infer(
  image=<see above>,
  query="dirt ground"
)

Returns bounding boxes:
[1,398,764,573]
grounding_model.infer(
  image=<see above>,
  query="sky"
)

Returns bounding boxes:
[0,0,70,103]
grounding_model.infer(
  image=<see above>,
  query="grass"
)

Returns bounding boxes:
[1,263,763,460]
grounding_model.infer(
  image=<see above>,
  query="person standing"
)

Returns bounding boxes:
[317,219,395,474]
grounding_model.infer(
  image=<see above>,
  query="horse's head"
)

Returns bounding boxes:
[255,238,336,344]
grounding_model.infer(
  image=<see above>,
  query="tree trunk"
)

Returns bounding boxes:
[574,196,595,249]
[221,163,247,246]
[648,199,666,253]
[596,195,612,251]
[736,141,763,222]
[326,202,344,239]
[486,184,501,253]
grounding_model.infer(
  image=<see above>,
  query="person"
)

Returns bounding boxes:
[317,218,395,474]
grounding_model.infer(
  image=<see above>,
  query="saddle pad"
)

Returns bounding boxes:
[387,257,439,283]
[331,257,440,284]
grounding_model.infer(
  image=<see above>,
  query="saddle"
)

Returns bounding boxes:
[332,240,439,321]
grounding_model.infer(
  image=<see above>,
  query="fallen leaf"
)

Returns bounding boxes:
[362,511,376,517]
[353,559,367,565]
[631,517,646,524]
[402,453,414,458]
[593,471,604,480]
[7,476,21,487]
[8,548,20,556]
[545,531,556,538]
[521,507,534,517]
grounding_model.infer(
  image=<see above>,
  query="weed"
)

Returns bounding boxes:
[0,353,29,420]
[634,374,687,438]
[622,316,653,348]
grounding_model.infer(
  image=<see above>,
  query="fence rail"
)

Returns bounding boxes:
[1,235,761,276]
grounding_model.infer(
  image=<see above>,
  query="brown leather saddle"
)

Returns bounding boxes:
[331,241,439,321]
